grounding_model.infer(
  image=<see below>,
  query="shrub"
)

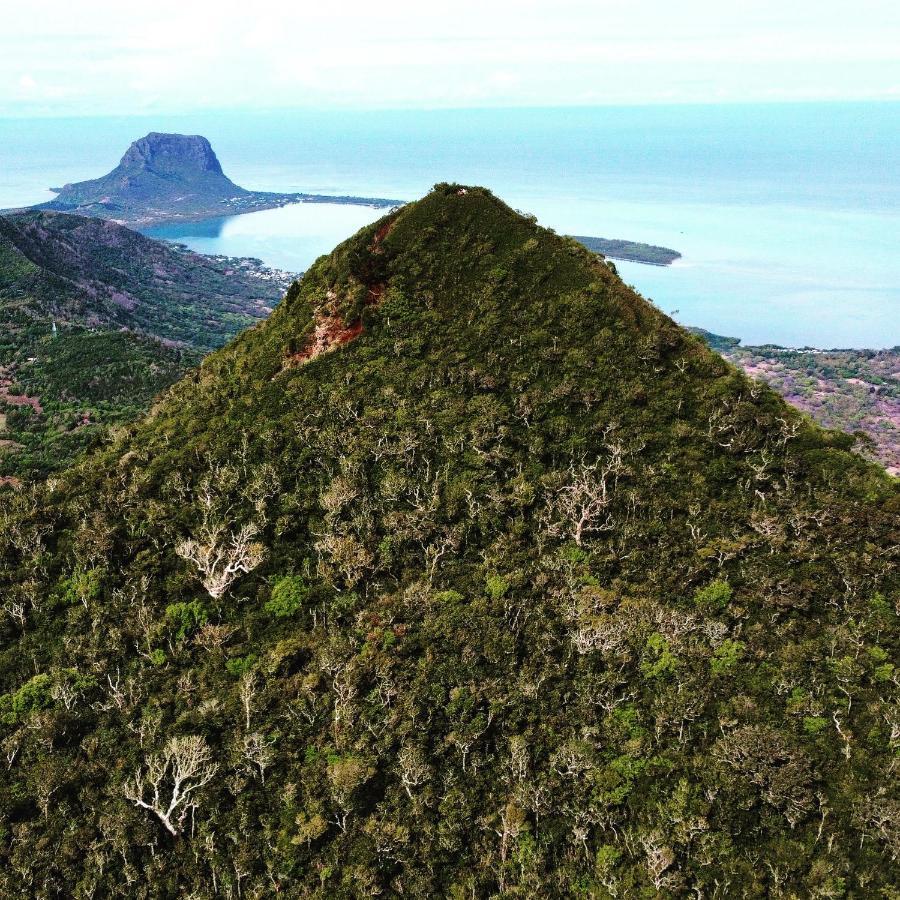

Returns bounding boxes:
[485,575,509,602]
[226,654,258,678]
[802,716,828,736]
[693,580,732,610]
[165,600,208,641]
[0,674,53,724]
[642,633,678,679]
[265,575,308,619]
[56,568,102,607]
[595,844,621,876]
[710,639,745,676]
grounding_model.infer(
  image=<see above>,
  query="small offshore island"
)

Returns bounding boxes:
[14,132,402,228]
[572,234,681,266]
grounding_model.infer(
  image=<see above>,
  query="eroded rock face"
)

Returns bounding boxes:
[117,133,226,177]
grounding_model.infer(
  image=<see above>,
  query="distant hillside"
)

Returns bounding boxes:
[730,348,900,475]
[0,210,295,479]
[690,329,900,475]
[0,210,289,349]
[20,132,401,226]
[0,185,895,896]
[573,234,681,266]
[686,326,742,351]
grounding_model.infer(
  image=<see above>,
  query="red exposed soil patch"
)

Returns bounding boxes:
[0,366,43,414]
[0,476,21,489]
[283,215,396,369]
[373,218,394,245]
[364,215,394,306]
[2,395,42,412]
[287,314,364,366]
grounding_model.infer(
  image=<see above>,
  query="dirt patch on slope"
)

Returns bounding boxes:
[0,368,43,415]
[284,215,396,368]
[287,314,364,365]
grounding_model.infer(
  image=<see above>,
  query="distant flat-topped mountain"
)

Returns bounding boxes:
[50,133,242,210]
[25,132,401,226]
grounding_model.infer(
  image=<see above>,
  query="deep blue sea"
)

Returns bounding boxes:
[1,105,897,347]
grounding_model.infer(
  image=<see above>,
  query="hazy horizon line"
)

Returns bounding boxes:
[3,96,899,122]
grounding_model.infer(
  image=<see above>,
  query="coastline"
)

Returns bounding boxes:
[13,190,404,229]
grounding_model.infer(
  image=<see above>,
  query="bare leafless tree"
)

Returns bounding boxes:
[397,744,430,799]
[241,733,275,784]
[3,598,27,630]
[547,445,629,546]
[854,796,900,861]
[177,522,265,600]
[193,623,238,654]
[123,735,218,836]
[238,671,258,731]
[641,831,676,892]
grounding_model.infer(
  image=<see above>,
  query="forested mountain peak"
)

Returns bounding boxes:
[0,185,896,897]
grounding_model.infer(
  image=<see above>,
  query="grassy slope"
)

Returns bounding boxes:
[0,186,896,897]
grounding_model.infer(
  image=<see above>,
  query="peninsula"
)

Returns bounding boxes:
[18,132,401,227]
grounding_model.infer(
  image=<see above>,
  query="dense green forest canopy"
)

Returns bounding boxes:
[0,185,897,897]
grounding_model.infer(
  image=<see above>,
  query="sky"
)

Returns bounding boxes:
[2,0,899,116]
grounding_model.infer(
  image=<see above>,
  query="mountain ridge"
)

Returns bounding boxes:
[0,210,290,347]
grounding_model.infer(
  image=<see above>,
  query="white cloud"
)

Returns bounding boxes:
[0,0,898,115]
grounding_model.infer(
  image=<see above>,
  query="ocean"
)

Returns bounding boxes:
[1,104,897,348]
